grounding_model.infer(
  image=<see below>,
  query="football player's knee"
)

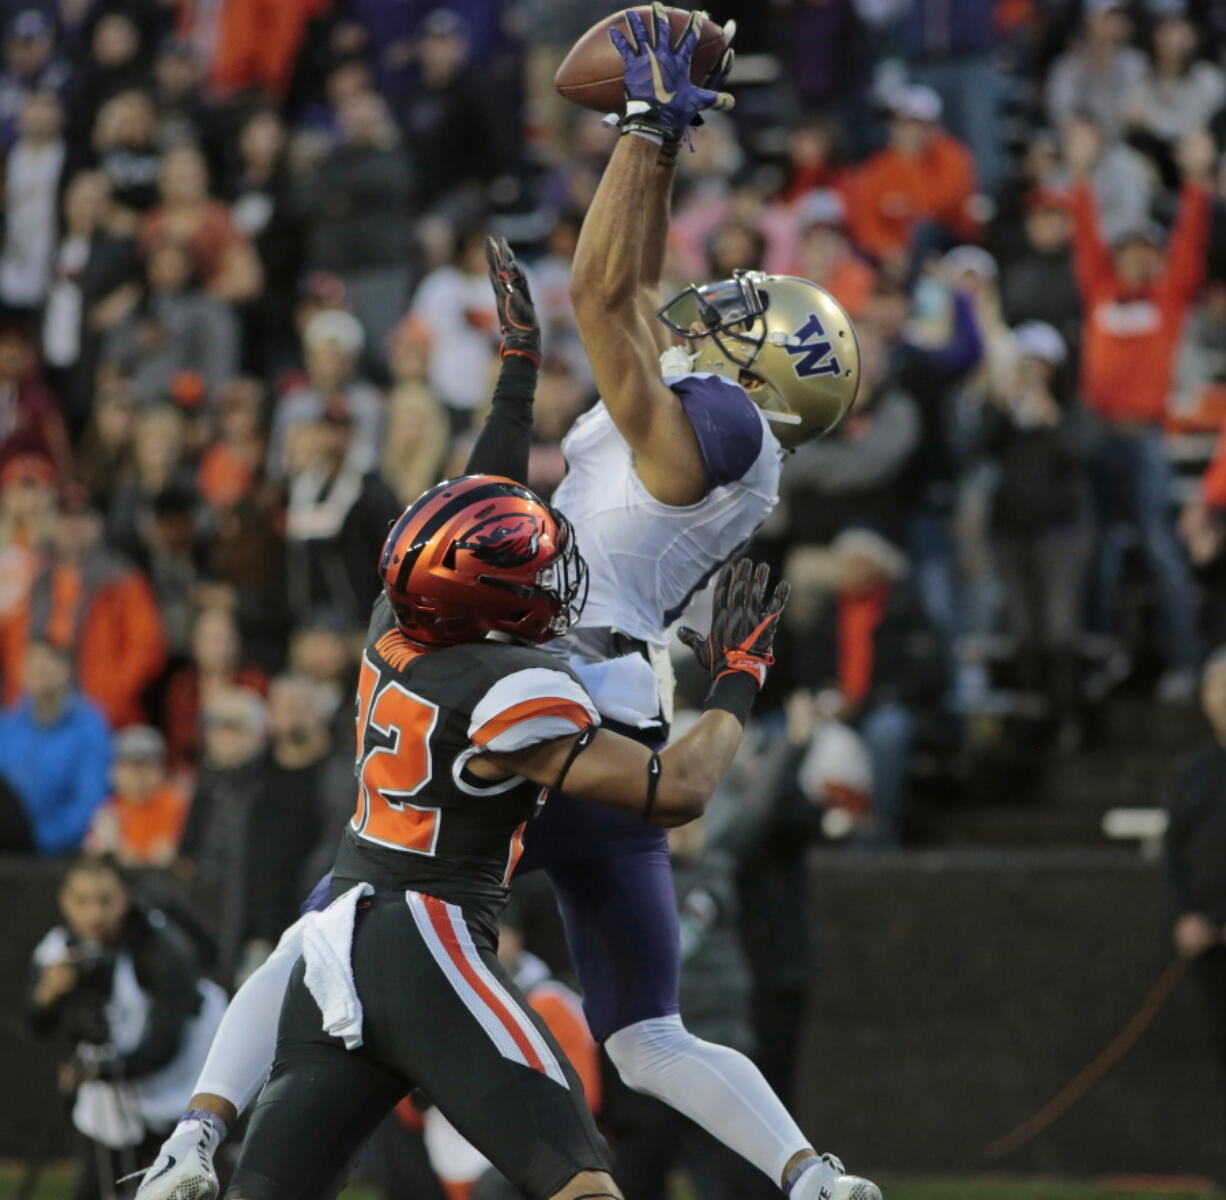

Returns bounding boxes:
[604,1015,694,1094]
[548,1169,622,1200]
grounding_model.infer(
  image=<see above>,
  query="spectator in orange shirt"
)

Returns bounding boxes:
[1070,127,1216,699]
[790,190,876,320]
[87,725,186,867]
[848,85,978,272]
[0,485,167,727]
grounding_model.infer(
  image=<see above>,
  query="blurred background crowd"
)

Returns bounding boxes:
[7,0,1226,1195]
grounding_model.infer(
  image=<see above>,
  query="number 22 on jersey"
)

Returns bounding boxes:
[352,655,441,853]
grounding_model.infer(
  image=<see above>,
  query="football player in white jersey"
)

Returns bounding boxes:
[537,11,868,1200]
[136,9,872,1200]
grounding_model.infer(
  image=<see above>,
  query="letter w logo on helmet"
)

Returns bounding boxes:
[785,312,842,380]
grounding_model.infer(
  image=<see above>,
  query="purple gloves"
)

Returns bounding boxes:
[608,4,733,142]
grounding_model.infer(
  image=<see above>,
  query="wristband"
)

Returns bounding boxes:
[623,121,666,145]
[703,672,757,727]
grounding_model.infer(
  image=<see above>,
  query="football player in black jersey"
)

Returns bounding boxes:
[221,471,786,1200]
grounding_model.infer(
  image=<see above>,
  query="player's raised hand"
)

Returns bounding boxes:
[485,235,540,366]
[608,3,732,142]
[678,558,789,690]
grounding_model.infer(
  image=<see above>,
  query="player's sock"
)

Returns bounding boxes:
[176,1110,228,1152]
[786,1154,842,1199]
[604,1015,812,1186]
[193,917,305,1112]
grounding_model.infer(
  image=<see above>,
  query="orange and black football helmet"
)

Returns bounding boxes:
[379,475,588,647]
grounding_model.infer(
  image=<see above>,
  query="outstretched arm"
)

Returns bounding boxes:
[571,132,703,503]
[496,703,749,827]
[569,5,730,506]
[466,237,541,484]
[476,559,788,826]
[1163,129,1215,305]
[637,15,733,353]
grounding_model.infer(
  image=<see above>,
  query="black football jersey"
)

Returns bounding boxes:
[332,596,598,933]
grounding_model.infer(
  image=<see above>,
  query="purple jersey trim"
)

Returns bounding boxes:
[300,871,334,914]
[666,373,763,489]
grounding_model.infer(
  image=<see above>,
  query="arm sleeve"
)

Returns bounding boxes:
[468,668,599,752]
[465,353,538,483]
[1071,181,1113,302]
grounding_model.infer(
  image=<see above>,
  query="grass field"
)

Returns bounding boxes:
[874,1180,1216,1200]
[1,1165,1216,1200]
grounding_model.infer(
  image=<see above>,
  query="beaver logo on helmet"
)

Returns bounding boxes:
[456,512,542,568]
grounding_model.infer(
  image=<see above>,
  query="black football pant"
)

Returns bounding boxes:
[226,891,611,1200]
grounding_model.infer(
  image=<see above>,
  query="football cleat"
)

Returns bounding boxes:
[792,1154,883,1200]
[834,1178,883,1200]
[133,1118,219,1200]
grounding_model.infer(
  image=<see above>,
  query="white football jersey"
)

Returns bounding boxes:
[553,374,782,652]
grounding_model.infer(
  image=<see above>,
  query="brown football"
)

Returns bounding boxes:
[554,7,727,115]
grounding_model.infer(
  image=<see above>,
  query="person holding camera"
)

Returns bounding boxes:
[27,856,225,1200]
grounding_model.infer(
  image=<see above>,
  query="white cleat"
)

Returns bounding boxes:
[792,1154,883,1200]
[833,1178,883,1200]
[134,1118,219,1200]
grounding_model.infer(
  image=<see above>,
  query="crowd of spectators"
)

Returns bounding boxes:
[0,0,1225,1038]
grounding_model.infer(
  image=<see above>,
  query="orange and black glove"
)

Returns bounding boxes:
[486,235,540,367]
[679,558,789,692]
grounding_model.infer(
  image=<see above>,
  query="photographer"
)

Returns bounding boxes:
[27,856,225,1200]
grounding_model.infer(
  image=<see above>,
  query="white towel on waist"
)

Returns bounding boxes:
[302,882,373,1049]
[567,653,661,728]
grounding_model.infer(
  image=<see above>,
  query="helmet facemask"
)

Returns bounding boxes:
[657,271,770,371]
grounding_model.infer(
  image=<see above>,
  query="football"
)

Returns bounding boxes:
[554,6,728,114]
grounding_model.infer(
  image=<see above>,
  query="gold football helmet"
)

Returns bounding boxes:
[658,270,860,448]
